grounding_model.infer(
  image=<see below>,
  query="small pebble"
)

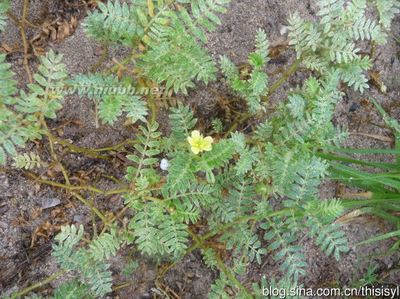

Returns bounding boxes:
[280,25,288,35]
[41,198,61,209]
[160,158,169,171]
[73,214,85,223]
[349,102,360,112]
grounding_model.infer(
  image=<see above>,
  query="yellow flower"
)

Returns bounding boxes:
[187,130,213,155]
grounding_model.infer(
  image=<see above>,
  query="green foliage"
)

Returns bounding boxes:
[305,198,345,222]
[84,0,142,46]
[70,73,148,125]
[168,103,197,142]
[288,0,387,92]
[208,274,234,299]
[374,0,400,28]
[163,151,196,194]
[100,93,147,125]
[158,217,189,257]
[175,0,231,42]
[0,50,67,165]
[213,175,255,223]
[220,29,269,112]
[201,248,219,270]
[12,152,43,170]
[18,51,68,118]
[88,228,122,261]
[0,107,42,165]
[196,140,235,177]
[0,54,17,105]
[352,263,379,287]
[139,24,217,94]
[19,295,43,299]
[52,225,121,297]
[235,73,349,284]
[306,217,349,261]
[125,121,161,183]
[222,223,266,265]
[85,0,231,94]
[305,200,349,261]
[139,0,231,93]
[70,73,118,99]
[262,220,307,283]
[127,199,190,259]
[0,0,9,32]
[320,99,400,250]
[5,0,399,297]
[211,118,223,133]
[53,280,93,299]
[128,201,165,255]
[52,224,85,269]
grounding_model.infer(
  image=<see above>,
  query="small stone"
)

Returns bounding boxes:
[41,198,61,209]
[73,214,85,223]
[349,102,360,112]
[280,25,288,36]
[160,158,169,171]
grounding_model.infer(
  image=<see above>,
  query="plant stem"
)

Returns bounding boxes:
[19,0,33,83]
[10,270,65,299]
[264,58,302,101]
[147,94,158,124]
[224,58,301,137]
[202,209,294,241]
[71,191,108,223]
[26,172,126,225]
[26,172,129,195]
[39,115,71,185]
[90,45,110,72]
[188,229,254,298]
[52,134,137,158]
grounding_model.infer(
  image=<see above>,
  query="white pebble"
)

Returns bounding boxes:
[280,25,288,36]
[160,158,169,171]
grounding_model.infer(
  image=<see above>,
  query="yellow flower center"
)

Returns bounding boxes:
[187,130,213,155]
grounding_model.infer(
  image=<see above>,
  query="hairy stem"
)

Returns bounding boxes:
[52,134,138,159]
[71,192,108,224]
[90,45,110,72]
[40,115,71,185]
[224,58,302,137]
[6,1,33,82]
[26,172,129,195]
[188,229,254,298]
[10,270,65,299]
[264,58,302,101]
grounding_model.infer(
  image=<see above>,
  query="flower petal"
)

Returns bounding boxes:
[203,144,212,151]
[204,136,213,144]
[191,130,201,138]
[191,146,200,155]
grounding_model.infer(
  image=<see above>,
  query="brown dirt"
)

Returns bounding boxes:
[0,0,400,298]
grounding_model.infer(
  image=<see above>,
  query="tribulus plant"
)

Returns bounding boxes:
[0,50,67,164]
[1,0,399,298]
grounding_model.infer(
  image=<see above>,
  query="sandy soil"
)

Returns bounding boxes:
[0,0,399,298]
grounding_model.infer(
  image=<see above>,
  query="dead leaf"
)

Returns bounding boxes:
[30,221,53,247]
[369,70,387,93]
[30,207,43,220]
[0,43,12,53]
